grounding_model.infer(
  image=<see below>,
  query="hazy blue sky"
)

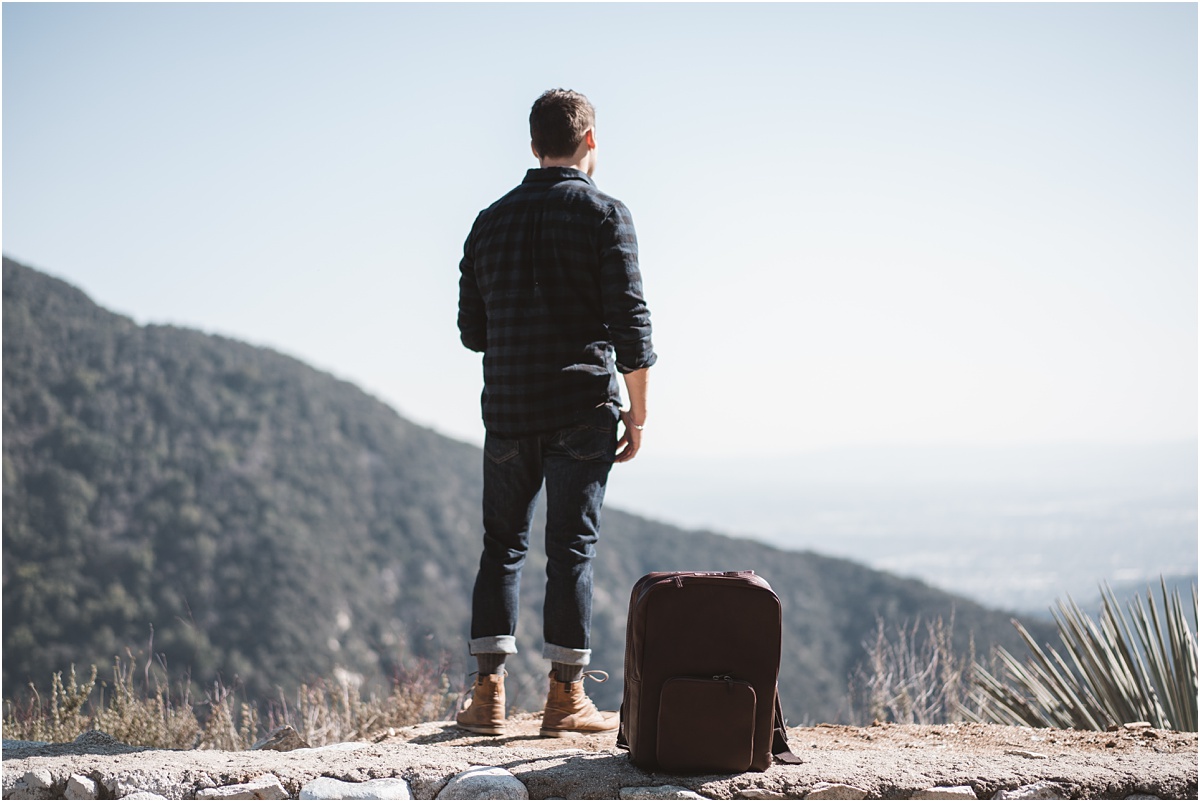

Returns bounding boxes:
[5,2,1196,460]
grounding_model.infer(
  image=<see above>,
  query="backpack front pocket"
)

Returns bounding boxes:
[656,675,757,773]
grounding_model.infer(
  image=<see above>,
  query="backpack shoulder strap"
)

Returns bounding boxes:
[616,702,629,752]
[772,690,803,764]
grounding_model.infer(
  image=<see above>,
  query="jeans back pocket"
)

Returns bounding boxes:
[484,437,520,464]
[553,405,617,462]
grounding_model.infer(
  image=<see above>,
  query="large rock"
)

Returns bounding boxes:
[102,769,194,800]
[195,773,289,800]
[914,788,978,800]
[436,767,528,800]
[993,783,1069,800]
[619,786,707,800]
[6,769,56,800]
[300,777,413,800]
[65,774,98,800]
[804,783,868,800]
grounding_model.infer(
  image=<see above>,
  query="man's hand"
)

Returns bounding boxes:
[614,368,649,463]
[615,408,643,463]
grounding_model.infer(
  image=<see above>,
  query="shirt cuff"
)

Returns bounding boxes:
[615,349,657,374]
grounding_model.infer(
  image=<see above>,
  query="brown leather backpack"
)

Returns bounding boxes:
[616,571,802,773]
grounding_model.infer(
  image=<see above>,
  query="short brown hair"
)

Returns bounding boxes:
[529,89,595,159]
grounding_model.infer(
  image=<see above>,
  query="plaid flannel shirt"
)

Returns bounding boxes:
[458,167,657,436]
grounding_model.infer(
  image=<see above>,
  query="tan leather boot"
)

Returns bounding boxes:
[455,672,505,735]
[539,669,619,737]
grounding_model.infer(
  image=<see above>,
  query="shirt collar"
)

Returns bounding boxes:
[522,166,595,187]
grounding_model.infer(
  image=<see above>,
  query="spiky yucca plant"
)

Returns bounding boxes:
[971,578,1197,731]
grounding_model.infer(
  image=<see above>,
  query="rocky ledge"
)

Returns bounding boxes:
[2,715,1195,800]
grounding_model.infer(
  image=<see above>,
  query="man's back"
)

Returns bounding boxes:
[459,166,653,436]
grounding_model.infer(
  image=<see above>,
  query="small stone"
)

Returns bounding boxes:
[300,777,412,800]
[913,788,978,800]
[196,773,289,800]
[1004,749,1048,760]
[993,782,1068,800]
[804,783,868,800]
[735,791,788,800]
[123,794,169,801]
[1123,721,1152,730]
[619,787,705,800]
[436,767,528,800]
[253,725,311,752]
[66,774,98,800]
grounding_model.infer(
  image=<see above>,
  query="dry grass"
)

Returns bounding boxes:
[850,578,1198,733]
[849,612,984,725]
[264,663,459,747]
[3,654,459,750]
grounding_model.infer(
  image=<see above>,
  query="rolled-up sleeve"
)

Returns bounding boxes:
[598,202,657,374]
[458,226,486,353]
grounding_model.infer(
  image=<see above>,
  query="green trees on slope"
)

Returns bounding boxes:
[3,258,483,701]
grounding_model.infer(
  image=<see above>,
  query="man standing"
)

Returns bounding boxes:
[456,89,655,737]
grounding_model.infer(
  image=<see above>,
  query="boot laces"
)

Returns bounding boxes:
[468,667,508,682]
[459,669,505,712]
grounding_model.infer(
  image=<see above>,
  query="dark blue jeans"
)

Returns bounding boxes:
[469,403,619,666]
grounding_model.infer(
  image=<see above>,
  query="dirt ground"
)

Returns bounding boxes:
[385,710,1197,758]
[3,717,1197,799]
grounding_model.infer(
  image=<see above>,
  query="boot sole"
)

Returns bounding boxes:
[539,725,619,738]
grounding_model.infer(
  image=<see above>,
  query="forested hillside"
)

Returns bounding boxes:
[2,257,1046,721]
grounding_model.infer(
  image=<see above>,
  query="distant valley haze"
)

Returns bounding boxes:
[606,442,1198,613]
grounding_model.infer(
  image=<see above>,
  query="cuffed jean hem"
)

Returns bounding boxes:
[543,642,591,666]
[469,635,518,656]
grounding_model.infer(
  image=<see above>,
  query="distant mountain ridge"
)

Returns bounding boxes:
[2,257,1049,721]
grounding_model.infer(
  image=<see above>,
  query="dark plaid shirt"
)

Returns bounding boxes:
[458,167,657,436]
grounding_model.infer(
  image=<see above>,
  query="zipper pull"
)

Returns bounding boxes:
[713,674,734,691]
[673,575,684,588]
